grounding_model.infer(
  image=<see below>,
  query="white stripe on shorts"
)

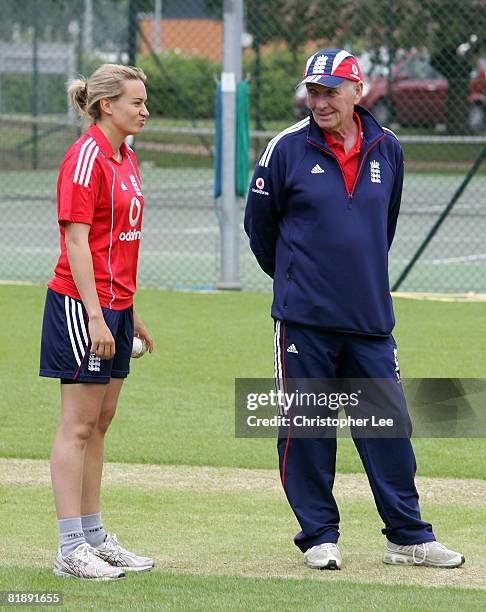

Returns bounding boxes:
[77,302,89,346]
[65,296,81,366]
[70,298,87,361]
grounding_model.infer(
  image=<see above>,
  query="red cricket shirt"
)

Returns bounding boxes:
[323,112,362,194]
[48,124,144,310]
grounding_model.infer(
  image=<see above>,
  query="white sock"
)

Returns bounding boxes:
[58,517,86,557]
[81,512,106,548]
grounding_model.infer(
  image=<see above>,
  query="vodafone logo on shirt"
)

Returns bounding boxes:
[119,197,142,241]
[129,197,142,227]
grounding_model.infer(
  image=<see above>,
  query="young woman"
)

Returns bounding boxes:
[40,64,154,580]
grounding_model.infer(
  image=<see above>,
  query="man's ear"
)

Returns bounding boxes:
[354,81,364,103]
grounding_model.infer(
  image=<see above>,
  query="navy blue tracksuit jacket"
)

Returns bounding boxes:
[244,105,403,336]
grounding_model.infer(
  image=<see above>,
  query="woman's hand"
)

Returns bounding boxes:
[133,309,154,353]
[89,313,115,359]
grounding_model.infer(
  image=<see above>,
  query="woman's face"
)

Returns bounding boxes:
[102,79,149,136]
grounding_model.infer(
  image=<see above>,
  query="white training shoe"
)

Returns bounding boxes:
[53,542,125,580]
[95,533,155,572]
[304,543,342,570]
[383,539,465,568]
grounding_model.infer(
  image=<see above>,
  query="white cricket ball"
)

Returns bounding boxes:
[131,336,147,358]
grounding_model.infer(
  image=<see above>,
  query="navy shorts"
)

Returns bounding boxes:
[39,288,134,384]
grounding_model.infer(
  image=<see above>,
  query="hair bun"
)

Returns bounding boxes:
[67,77,89,117]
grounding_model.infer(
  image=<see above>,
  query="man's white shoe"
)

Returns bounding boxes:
[304,543,342,570]
[53,542,125,580]
[95,533,155,572]
[383,540,465,568]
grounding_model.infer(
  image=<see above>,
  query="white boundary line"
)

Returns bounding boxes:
[1,281,486,302]
[392,291,486,302]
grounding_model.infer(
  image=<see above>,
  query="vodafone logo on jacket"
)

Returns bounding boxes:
[252,176,269,196]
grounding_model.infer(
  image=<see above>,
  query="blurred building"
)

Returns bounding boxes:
[139,0,222,60]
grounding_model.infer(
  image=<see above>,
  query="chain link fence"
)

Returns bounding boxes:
[1,0,486,293]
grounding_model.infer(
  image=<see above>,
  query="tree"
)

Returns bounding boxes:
[245,0,343,68]
[341,0,484,133]
[206,0,343,68]
[424,0,481,134]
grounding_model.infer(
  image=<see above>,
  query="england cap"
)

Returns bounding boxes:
[299,48,363,88]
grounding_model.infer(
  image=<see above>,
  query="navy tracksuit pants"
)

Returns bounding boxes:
[274,320,435,552]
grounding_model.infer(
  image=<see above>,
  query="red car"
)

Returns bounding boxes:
[360,51,486,131]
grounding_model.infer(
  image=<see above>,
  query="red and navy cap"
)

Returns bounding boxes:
[299,48,363,88]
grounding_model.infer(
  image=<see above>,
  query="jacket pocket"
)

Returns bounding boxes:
[282,252,294,307]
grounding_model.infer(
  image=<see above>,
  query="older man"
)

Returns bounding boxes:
[244,48,464,570]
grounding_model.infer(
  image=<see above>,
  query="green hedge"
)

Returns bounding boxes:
[0,50,307,122]
[139,49,306,121]
[245,48,307,122]
[138,53,219,119]
[0,74,67,114]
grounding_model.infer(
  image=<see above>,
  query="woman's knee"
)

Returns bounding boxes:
[59,384,108,441]
[97,405,117,434]
[59,419,98,443]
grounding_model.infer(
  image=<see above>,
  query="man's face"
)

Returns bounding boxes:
[306,80,363,132]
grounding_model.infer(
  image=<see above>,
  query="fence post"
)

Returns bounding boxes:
[386,0,395,122]
[128,0,138,66]
[153,0,162,53]
[218,0,243,290]
[253,0,262,131]
[83,0,93,56]
[31,0,39,170]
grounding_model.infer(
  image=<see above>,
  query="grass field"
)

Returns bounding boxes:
[2,166,486,294]
[2,116,486,173]
[0,284,485,610]
[2,114,486,298]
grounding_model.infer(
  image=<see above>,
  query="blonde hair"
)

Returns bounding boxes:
[68,64,147,122]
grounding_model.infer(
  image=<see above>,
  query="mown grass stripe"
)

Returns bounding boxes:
[1,458,485,507]
[1,567,486,611]
[0,483,484,591]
